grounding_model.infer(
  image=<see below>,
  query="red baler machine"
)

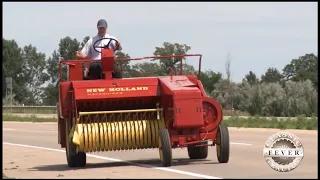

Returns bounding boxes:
[57,39,230,168]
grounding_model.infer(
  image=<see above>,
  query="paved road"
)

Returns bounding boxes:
[3,122,318,179]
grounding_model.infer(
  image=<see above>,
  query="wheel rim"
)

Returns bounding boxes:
[216,129,221,158]
[159,137,163,161]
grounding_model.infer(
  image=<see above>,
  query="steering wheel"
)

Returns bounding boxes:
[93,37,119,53]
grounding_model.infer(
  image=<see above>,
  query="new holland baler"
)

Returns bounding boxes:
[57,38,230,168]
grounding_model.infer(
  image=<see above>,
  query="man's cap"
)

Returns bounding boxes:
[97,19,108,28]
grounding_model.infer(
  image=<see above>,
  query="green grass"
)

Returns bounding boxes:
[222,115,318,130]
[3,109,56,114]
[223,109,250,116]
[3,174,14,179]
[3,114,56,122]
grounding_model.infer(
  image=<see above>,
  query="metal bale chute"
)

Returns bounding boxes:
[58,37,230,168]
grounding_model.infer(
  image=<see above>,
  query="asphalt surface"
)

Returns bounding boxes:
[3,122,318,179]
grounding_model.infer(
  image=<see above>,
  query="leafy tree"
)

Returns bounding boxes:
[3,93,19,106]
[79,36,90,49]
[59,36,81,82]
[282,80,317,117]
[259,82,286,116]
[41,37,81,105]
[2,38,25,104]
[41,83,59,106]
[58,36,80,60]
[219,80,264,116]
[232,80,251,112]
[46,50,60,84]
[199,70,222,94]
[130,62,162,77]
[20,44,49,105]
[115,51,131,78]
[153,42,191,74]
[230,79,318,117]
[245,71,259,86]
[246,85,264,115]
[175,63,196,75]
[211,79,235,109]
[260,67,283,84]
[283,53,318,88]
[41,50,60,105]
[211,79,228,108]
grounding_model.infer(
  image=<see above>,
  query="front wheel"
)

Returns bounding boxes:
[158,128,172,167]
[216,124,230,163]
[65,119,86,168]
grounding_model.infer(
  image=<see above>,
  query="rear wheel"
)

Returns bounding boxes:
[65,119,86,167]
[216,124,230,163]
[187,141,208,159]
[158,128,172,167]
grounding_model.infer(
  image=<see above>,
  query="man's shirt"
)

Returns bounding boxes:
[81,34,122,60]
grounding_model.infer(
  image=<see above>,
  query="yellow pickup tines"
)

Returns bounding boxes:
[72,109,165,152]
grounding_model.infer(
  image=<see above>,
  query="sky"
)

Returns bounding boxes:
[3,2,318,82]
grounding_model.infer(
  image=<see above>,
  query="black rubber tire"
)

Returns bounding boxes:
[65,120,86,168]
[159,128,172,167]
[216,124,230,163]
[187,141,208,159]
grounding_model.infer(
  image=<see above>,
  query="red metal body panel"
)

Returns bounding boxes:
[68,63,83,81]
[158,76,204,128]
[101,49,114,79]
[72,78,159,100]
[59,82,72,118]
[172,93,203,128]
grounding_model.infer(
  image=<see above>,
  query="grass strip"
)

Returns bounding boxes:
[3,114,56,122]
[3,109,56,114]
[3,174,14,179]
[222,115,318,130]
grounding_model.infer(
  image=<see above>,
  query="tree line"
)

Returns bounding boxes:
[2,37,318,117]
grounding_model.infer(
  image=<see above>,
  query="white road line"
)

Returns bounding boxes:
[230,142,252,146]
[3,121,56,124]
[3,128,15,131]
[3,142,222,179]
[3,128,56,133]
[208,140,252,146]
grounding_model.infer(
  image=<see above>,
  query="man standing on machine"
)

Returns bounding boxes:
[75,19,122,79]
